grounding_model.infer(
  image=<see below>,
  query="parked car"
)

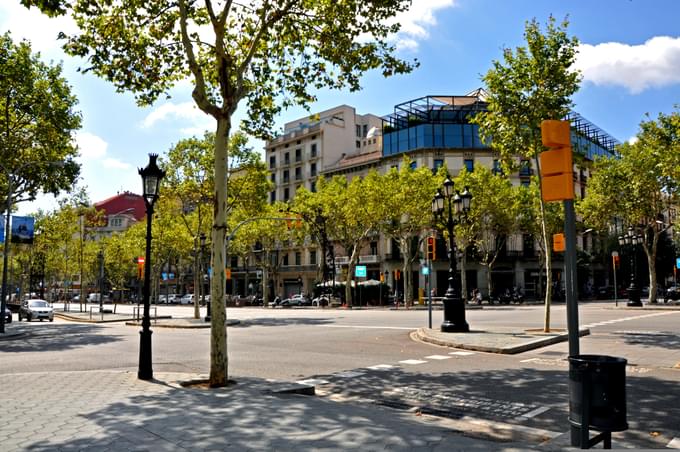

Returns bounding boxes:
[159,294,178,304]
[665,285,680,302]
[312,295,330,307]
[179,294,195,305]
[275,294,311,307]
[18,299,54,322]
[3,306,11,323]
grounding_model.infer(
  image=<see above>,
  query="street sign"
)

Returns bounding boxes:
[421,266,430,275]
[355,265,367,277]
[676,257,680,269]
[137,257,145,264]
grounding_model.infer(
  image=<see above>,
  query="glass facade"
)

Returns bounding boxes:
[383,123,487,156]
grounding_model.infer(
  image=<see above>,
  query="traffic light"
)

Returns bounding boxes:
[395,269,401,280]
[226,268,232,280]
[286,215,303,229]
[540,120,574,202]
[553,233,565,252]
[426,236,436,260]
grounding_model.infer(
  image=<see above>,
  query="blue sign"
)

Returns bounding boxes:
[676,257,680,269]
[11,216,34,244]
[0,215,3,243]
[422,266,430,275]
[355,265,367,278]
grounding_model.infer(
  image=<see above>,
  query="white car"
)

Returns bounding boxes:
[179,294,194,305]
[159,294,178,304]
[18,299,54,322]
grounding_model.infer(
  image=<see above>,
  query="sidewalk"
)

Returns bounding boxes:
[0,370,536,452]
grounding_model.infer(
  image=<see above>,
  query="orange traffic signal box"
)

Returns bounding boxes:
[553,233,566,252]
[540,120,574,202]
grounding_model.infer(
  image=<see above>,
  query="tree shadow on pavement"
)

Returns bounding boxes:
[233,317,336,328]
[615,330,680,350]
[21,373,506,452]
[309,364,678,449]
[0,323,123,353]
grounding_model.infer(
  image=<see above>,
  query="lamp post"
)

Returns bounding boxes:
[432,176,472,333]
[619,227,642,307]
[137,154,165,380]
[200,233,210,322]
[97,250,105,315]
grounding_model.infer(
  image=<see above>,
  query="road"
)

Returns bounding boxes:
[2,302,679,448]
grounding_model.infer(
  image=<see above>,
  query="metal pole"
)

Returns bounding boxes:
[441,198,468,332]
[427,266,433,330]
[0,176,12,334]
[138,202,154,380]
[613,254,618,307]
[564,199,580,357]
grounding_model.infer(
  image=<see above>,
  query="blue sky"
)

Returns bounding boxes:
[2,0,680,214]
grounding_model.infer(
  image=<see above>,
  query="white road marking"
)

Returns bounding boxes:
[520,358,539,363]
[449,351,475,356]
[583,311,679,329]
[667,437,680,449]
[519,406,551,419]
[324,325,415,330]
[367,364,397,371]
[335,370,365,378]
[399,359,428,365]
[425,355,452,360]
[297,378,328,385]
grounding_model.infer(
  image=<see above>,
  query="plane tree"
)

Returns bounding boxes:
[32,0,416,386]
[579,110,680,303]
[472,16,580,330]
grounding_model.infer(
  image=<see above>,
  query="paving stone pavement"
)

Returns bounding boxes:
[1,370,538,451]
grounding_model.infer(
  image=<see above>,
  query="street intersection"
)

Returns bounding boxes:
[1,302,679,449]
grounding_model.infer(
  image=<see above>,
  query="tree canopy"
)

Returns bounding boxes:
[0,32,81,205]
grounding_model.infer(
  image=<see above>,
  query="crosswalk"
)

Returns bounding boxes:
[583,310,679,328]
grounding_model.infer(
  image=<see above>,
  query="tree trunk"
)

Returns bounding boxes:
[644,230,660,303]
[193,249,200,319]
[399,238,412,307]
[539,205,552,332]
[262,258,269,309]
[209,117,229,387]
[486,263,493,302]
[346,246,360,307]
[460,252,467,302]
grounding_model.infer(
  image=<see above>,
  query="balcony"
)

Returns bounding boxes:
[334,255,380,265]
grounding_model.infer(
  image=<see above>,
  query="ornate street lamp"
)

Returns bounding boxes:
[432,176,472,332]
[137,154,165,380]
[619,226,642,307]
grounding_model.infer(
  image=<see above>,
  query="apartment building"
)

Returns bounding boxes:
[258,91,619,301]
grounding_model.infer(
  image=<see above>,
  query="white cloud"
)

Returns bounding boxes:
[76,132,108,159]
[390,0,457,51]
[141,101,213,135]
[575,36,680,94]
[103,158,132,170]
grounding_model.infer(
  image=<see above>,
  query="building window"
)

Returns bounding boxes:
[370,241,378,255]
[296,140,301,145]
[433,159,444,172]
[270,191,276,203]
[269,156,276,169]
[283,169,289,183]
[519,160,532,177]
[109,218,122,227]
[284,187,289,201]
[356,140,361,148]
[409,161,417,170]
[492,159,503,175]
[310,162,317,177]
[295,166,302,180]
[295,251,301,266]
[309,250,317,265]
[311,143,317,158]
[356,124,361,137]
[282,253,289,266]
[464,159,474,172]
[295,148,302,162]
[231,256,238,268]
[270,173,276,183]
[284,152,290,165]
[521,179,530,187]
[363,124,368,137]
[310,181,316,192]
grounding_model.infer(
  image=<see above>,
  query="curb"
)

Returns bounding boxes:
[413,327,590,354]
[124,319,241,328]
[55,312,173,323]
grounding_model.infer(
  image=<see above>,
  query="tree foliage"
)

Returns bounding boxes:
[42,0,416,386]
[472,16,580,330]
[580,110,680,302]
[0,32,81,205]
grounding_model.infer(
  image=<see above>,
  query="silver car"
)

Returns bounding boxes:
[18,299,54,322]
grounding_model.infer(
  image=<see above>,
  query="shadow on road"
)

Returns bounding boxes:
[615,330,680,350]
[0,323,123,353]
[233,317,336,328]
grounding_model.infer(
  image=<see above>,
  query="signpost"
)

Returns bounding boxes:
[355,265,366,307]
[612,251,619,306]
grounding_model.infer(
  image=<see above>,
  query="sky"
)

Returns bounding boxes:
[2,0,680,215]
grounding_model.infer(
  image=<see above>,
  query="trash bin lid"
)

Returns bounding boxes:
[569,354,627,369]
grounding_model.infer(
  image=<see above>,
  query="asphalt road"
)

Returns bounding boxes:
[2,302,679,448]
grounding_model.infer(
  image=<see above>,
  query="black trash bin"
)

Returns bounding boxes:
[569,354,628,434]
